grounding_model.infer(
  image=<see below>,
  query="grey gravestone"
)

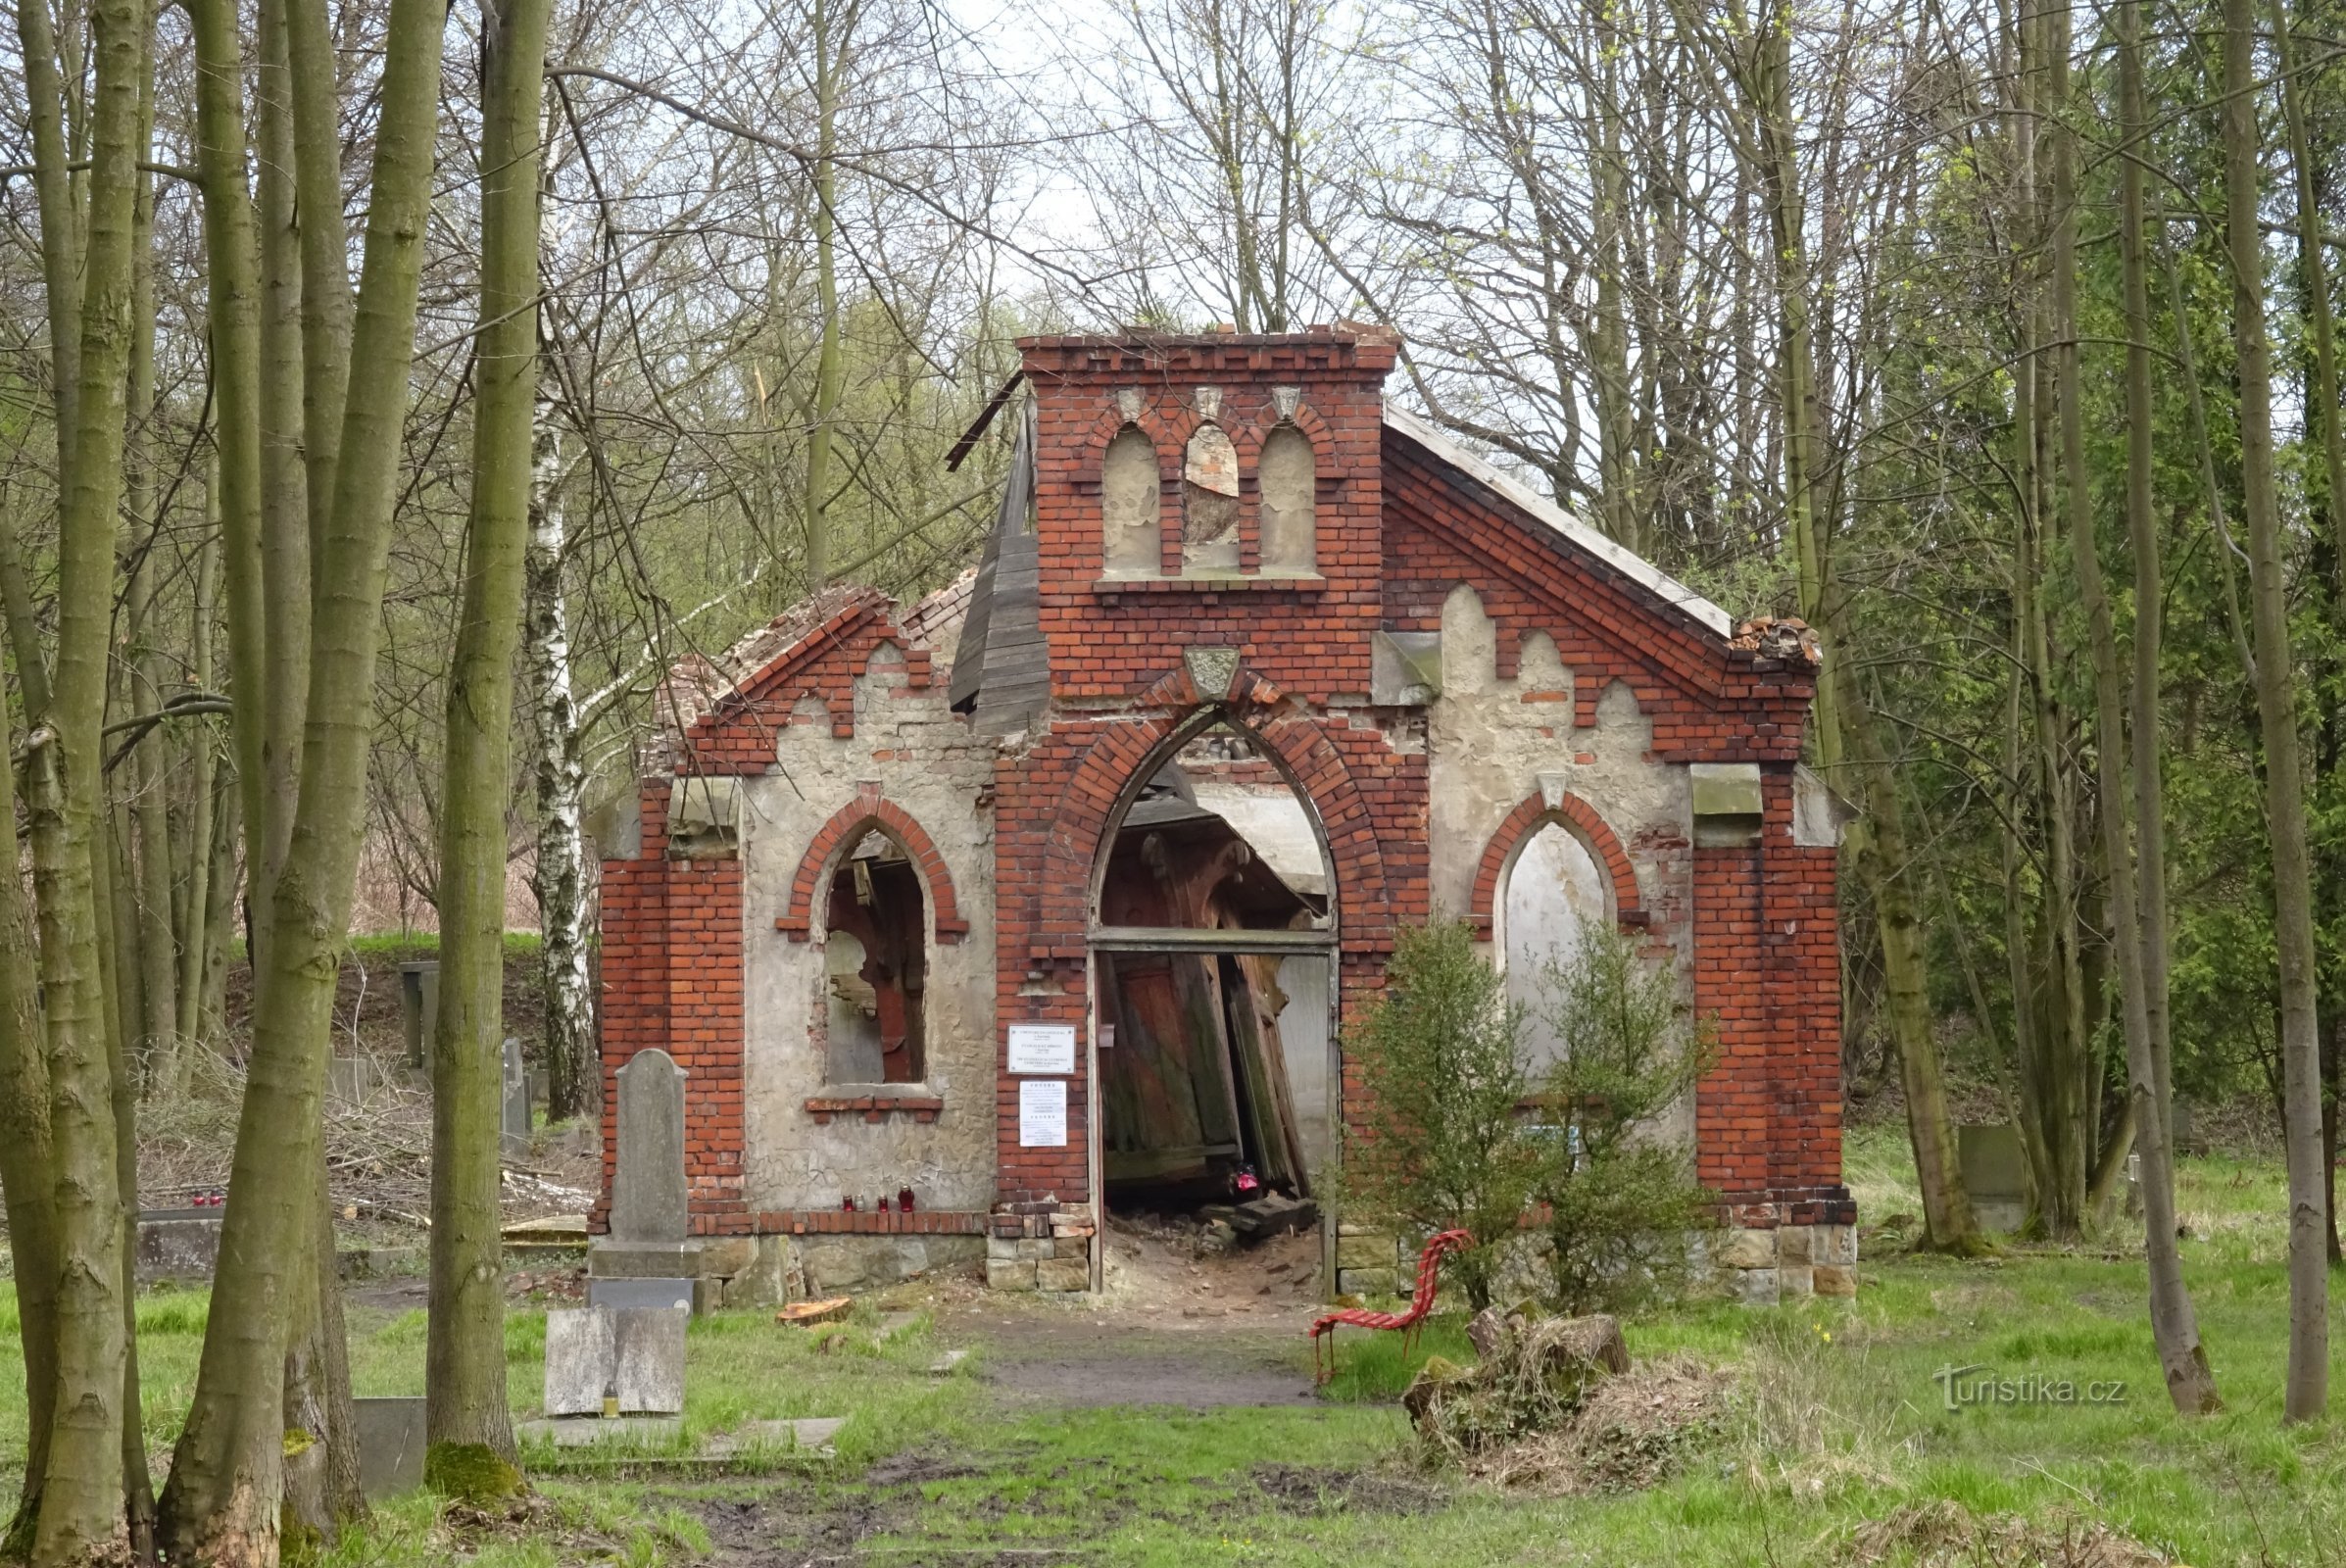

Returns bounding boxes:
[544,1307,616,1417]
[353,1396,426,1500]
[612,1305,688,1415]
[611,1049,689,1243]
[327,1055,384,1104]
[502,1038,530,1158]
[589,1277,694,1312]
[399,961,439,1070]
[136,1210,222,1284]
[1957,1123,2028,1232]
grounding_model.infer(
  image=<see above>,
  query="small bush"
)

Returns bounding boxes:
[1341,920,1716,1315]
[1529,926,1717,1312]
[1338,921,1544,1309]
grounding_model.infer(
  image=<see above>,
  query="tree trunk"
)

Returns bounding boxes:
[527,380,595,1124]
[2066,0,2221,1414]
[2269,0,2346,1270]
[804,0,843,587]
[1735,0,1977,1253]
[0,640,61,1555]
[2222,0,2328,1425]
[177,523,220,1052]
[426,0,554,1475]
[24,0,149,1545]
[157,0,453,1544]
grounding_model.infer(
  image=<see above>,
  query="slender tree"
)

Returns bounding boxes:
[2221,0,2327,1424]
[158,0,457,1546]
[425,0,559,1480]
[20,0,152,1549]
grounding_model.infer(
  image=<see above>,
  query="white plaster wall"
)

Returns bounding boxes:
[738,643,1000,1212]
[1505,824,1608,1072]
[1425,583,1697,1143]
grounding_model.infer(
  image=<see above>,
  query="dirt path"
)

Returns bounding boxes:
[934,1211,1333,1409]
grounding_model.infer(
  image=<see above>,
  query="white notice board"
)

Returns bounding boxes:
[1005,1022,1077,1075]
[1018,1079,1068,1148]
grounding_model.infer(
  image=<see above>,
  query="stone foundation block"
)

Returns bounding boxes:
[1775,1226,1813,1266]
[1735,1266,1780,1306]
[1035,1255,1089,1292]
[1813,1264,1858,1298]
[1815,1225,1858,1267]
[1777,1264,1814,1299]
[700,1237,758,1278]
[1715,1227,1774,1271]
[985,1257,1037,1292]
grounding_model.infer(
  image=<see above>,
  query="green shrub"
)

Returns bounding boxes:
[1338,921,1544,1309]
[1528,926,1717,1312]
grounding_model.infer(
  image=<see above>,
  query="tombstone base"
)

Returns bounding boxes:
[588,1239,721,1313]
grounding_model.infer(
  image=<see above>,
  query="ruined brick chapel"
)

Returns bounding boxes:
[587,327,1857,1307]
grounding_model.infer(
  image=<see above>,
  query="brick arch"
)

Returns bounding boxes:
[1029,662,1393,959]
[773,788,969,945]
[1233,394,1335,456]
[1469,791,1641,941]
[1078,401,1183,464]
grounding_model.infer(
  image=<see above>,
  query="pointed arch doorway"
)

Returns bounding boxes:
[1085,710,1341,1283]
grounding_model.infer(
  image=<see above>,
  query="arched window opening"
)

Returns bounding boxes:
[1094,721,1335,1213]
[1182,424,1241,572]
[1257,423,1316,574]
[1100,423,1161,576]
[1503,820,1609,1073]
[821,830,927,1084]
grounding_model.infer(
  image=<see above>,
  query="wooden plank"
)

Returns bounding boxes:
[1091,926,1336,955]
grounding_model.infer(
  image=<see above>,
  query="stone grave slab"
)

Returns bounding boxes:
[136,1210,222,1284]
[611,1049,689,1242]
[353,1396,426,1500]
[399,961,439,1071]
[515,1415,682,1448]
[502,1038,530,1158]
[703,1417,845,1456]
[1957,1123,2028,1233]
[544,1307,616,1417]
[612,1305,687,1415]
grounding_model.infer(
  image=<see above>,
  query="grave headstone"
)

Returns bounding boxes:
[541,1303,687,1418]
[544,1306,616,1417]
[1957,1123,2028,1233]
[399,960,439,1071]
[589,1278,694,1312]
[612,1305,688,1415]
[353,1396,426,1500]
[136,1209,223,1284]
[611,1049,689,1243]
[502,1038,531,1158]
[327,1055,385,1104]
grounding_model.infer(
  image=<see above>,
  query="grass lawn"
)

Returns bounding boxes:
[6,1124,2344,1565]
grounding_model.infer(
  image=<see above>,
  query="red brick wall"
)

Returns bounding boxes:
[1691,766,1851,1225]
[1025,333,1397,706]
[592,781,754,1236]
